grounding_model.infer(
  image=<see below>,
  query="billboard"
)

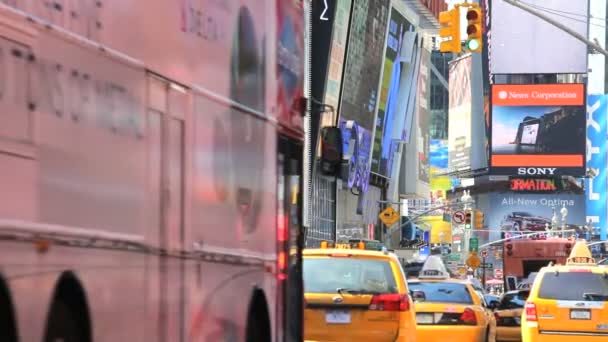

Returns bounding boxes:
[371,6,414,176]
[417,47,431,183]
[448,55,472,172]
[490,84,586,176]
[491,0,588,74]
[430,139,450,202]
[339,0,389,132]
[486,193,587,245]
[586,94,608,240]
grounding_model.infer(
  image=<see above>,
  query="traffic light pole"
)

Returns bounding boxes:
[503,0,608,57]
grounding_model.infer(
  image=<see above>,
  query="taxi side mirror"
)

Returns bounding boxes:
[412,290,426,302]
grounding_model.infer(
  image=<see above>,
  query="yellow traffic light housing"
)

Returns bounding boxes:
[465,210,472,229]
[439,8,461,53]
[465,7,482,52]
[474,210,484,229]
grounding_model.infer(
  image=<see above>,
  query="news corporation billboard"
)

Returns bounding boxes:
[490,83,586,176]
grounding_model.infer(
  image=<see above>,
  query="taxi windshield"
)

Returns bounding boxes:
[408,282,473,304]
[303,257,398,294]
[538,272,608,301]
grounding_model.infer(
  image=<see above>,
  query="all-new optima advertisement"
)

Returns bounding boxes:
[485,193,586,246]
[586,94,607,240]
[490,83,586,176]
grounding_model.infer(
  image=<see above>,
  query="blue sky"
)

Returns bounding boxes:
[492,106,561,145]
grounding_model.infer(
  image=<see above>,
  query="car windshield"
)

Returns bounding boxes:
[538,272,608,301]
[498,291,529,310]
[303,257,398,294]
[408,282,473,304]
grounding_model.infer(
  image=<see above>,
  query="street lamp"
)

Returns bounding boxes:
[560,204,568,234]
[460,190,474,210]
[551,207,558,234]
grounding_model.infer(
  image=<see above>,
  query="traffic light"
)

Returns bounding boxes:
[475,210,484,229]
[465,6,482,52]
[465,210,472,229]
[438,8,461,53]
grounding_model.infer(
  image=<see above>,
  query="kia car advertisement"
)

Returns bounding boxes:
[484,193,587,246]
[490,83,586,176]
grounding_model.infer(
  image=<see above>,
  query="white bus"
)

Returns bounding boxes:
[0,0,305,341]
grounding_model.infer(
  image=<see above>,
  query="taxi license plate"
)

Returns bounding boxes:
[416,313,434,324]
[325,310,351,324]
[570,309,591,320]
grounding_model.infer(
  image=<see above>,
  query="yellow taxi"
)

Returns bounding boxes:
[521,241,608,341]
[408,256,496,342]
[492,289,529,341]
[303,240,417,342]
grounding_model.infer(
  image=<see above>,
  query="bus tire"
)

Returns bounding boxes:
[44,299,81,342]
[0,276,18,342]
[245,292,270,342]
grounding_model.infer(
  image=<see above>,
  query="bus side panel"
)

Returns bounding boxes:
[184,93,278,340]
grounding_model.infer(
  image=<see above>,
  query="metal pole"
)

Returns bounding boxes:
[482,256,486,288]
[503,0,608,57]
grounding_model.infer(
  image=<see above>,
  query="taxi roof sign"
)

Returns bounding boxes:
[419,255,450,279]
[566,240,595,265]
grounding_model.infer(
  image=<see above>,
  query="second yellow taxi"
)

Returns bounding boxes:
[408,255,496,342]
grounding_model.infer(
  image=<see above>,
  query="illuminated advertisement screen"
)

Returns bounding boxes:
[490,83,586,176]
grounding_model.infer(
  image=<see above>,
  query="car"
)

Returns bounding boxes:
[303,241,417,342]
[408,256,496,342]
[491,290,530,342]
[522,241,608,341]
[500,212,550,232]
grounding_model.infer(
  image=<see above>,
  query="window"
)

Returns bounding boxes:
[498,291,529,310]
[408,282,473,304]
[303,257,398,294]
[538,272,608,301]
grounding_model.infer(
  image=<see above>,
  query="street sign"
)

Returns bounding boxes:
[480,262,493,269]
[480,250,488,258]
[452,211,466,224]
[469,238,479,252]
[447,254,461,262]
[466,253,481,269]
[494,269,503,279]
[379,207,400,226]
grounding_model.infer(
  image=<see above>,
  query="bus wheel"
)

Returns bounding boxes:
[44,299,81,342]
[245,293,270,342]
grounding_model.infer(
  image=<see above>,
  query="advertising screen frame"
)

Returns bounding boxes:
[489,83,586,176]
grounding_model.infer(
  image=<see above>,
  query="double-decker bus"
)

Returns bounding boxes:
[502,236,573,290]
[0,1,305,341]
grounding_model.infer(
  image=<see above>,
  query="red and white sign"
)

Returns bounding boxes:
[494,269,503,279]
[492,84,584,107]
[480,250,488,258]
[452,211,466,224]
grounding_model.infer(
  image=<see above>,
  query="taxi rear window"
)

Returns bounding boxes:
[538,272,608,301]
[303,258,398,294]
[408,282,473,304]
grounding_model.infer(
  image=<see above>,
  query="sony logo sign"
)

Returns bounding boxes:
[517,168,557,176]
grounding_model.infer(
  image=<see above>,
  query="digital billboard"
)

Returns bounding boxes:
[370,6,413,176]
[485,193,587,246]
[448,55,472,172]
[490,84,586,176]
[339,0,389,132]
[586,94,607,240]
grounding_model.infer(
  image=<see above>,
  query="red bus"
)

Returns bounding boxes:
[0,1,305,341]
[502,236,573,289]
